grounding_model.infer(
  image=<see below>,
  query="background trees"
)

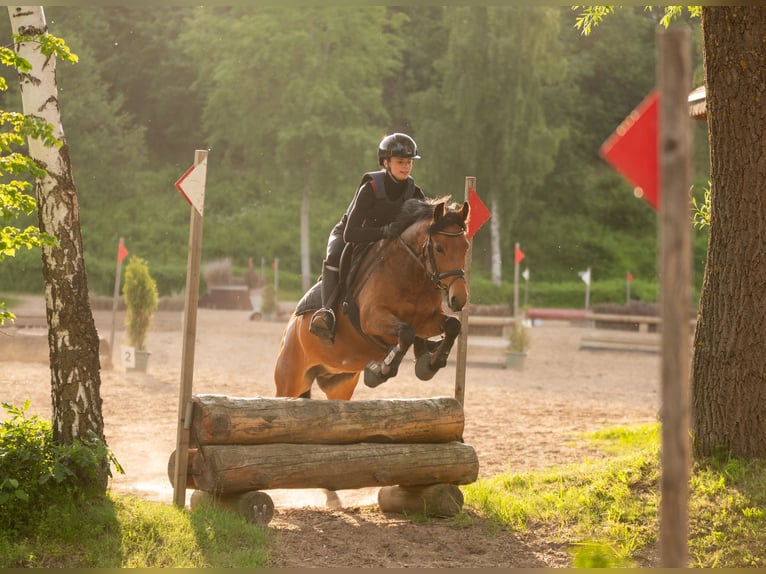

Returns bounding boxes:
[0,6,710,301]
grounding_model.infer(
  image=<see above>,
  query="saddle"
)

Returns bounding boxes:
[294,241,388,349]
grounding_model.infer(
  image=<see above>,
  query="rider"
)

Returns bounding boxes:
[309,132,426,345]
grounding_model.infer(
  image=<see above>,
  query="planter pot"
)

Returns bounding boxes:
[506,351,527,371]
[128,349,151,373]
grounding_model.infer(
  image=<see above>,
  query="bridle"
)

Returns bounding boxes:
[398,227,466,291]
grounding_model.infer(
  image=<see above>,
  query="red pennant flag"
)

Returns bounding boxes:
[117,240,129,264]
[515,245,525,265]
[466,187,491,239]
[600,90,659,211]
[627,271,634,282]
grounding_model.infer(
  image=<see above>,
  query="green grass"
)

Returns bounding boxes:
[0,493,271,567]
[463,422,766,568]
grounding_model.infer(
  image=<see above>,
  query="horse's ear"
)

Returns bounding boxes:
[434,202,446,220]
[460,201,470,221]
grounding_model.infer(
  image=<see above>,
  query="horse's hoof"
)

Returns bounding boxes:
[364,361,387,388]
[415,353,439,381]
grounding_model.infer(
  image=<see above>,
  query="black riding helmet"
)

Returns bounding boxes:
[378,133,421,167]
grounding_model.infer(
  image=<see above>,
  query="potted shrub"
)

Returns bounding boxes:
[260,284,277,320]
[506,321,531,370]
[123,256,159,372]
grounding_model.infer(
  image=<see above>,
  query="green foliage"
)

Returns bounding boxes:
[1,8,711,303]
[0,27,65,324]
[0,401,122,538]
[572,6,703,36]
[468,273,670,310]
[13,32,79,64]
[123,256,159,350]
[692,181,711,230]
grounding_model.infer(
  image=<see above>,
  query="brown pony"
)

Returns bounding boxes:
[274,196,470,400]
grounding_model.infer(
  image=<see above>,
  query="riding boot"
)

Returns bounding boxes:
[309,262,340,345]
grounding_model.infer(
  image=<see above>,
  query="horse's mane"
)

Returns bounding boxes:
[394,195,467,235]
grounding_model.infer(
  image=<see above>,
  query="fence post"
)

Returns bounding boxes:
[657,25,692,568]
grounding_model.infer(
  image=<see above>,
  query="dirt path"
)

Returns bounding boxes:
[0,297,660,567]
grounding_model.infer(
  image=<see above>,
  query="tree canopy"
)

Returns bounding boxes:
[0,6,710,301]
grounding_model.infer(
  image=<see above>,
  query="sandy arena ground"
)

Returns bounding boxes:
[1,296,660,567]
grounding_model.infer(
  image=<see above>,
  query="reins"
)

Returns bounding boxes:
[398,228,466,291]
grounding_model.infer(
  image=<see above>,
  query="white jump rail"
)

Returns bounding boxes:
[450,315,518,368]
[580,313,696,352]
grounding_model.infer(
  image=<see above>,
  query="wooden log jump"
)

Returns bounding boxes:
[192,442,478,493]
[189,394,464,446]
[169,395,479,523]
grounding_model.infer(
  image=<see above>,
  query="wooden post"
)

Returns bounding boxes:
[513,242,521,317]
[657,26,692,568]
[109,236,125,363]
[172,149,208,508]
[454,176,475,406]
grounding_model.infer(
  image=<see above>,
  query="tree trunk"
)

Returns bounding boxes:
[9,7,106,478]
[693,7,766,457]
[300,179,311,293]
[490,197,502,286]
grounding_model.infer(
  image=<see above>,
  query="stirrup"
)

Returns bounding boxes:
[309,308,336,344]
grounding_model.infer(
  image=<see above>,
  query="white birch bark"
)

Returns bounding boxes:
[490,197,502,286]
[8,6,105,455]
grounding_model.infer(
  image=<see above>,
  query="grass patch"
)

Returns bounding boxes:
[463,422,766,568]
[0,493,271,567]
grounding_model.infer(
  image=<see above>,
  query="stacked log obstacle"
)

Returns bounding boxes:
[168,394,479,524]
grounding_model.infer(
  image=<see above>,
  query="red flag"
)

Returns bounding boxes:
[117,240,128,264]
[515,245,525,265]
[600,90,659,211]
[466,187,491,239]
[627,271,634,282]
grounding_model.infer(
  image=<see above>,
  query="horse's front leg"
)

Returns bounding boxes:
[364,324,415,388]
[414,315,461,381]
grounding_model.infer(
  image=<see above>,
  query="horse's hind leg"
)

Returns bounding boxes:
[364,325,415,388]
[274,318,313,397]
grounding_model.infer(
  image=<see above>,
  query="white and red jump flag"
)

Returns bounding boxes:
[466,187,491,239]
[117,239,129,264]
[515,244,525,265]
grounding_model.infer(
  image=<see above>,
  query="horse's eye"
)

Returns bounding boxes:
[435,245,445,254]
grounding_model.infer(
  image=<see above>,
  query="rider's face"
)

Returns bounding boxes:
[385,157,413,182]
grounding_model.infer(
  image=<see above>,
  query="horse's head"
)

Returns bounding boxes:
[393,197,471,312]
[426,199,470,312]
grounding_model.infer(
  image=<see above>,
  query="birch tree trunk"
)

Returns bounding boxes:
[692,7,766,458]
[8,7,106,471]
[301,182,311,293]
[490,197,501,286]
